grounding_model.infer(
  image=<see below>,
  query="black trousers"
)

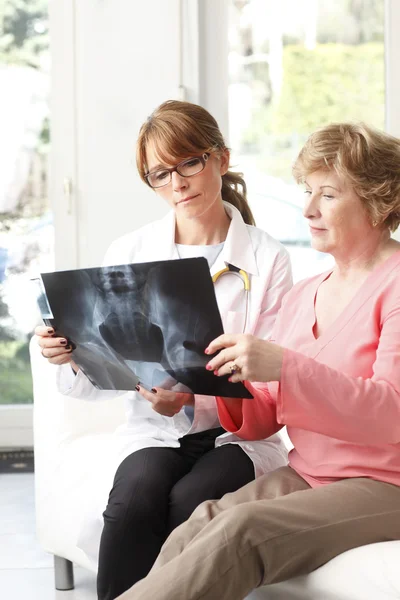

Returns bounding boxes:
[97,427,255,600]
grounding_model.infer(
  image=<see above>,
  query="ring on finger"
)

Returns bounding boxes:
[229,363,241,375]
[41,347,46,358]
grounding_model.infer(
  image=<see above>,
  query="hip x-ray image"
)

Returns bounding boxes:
[34,258,252,399]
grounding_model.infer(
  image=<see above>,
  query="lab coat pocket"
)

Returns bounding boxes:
[223,311,246,335]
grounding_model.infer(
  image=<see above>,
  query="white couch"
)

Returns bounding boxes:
[30,338,400,599]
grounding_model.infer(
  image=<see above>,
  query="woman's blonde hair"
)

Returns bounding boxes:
[293,122,400,232]
[136,100,255,226]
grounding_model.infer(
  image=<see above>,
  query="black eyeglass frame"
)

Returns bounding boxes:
[145,153,210,189]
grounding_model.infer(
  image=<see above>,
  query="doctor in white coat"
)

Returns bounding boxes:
[36,100,292,600]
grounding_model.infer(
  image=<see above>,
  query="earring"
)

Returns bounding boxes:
[372,220,378,227]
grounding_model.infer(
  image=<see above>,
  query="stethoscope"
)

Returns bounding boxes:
[212,263,250,333]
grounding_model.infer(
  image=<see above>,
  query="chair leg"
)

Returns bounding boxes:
[54,555,75,590]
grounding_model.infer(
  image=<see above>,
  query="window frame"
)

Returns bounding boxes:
[0,0,78,448]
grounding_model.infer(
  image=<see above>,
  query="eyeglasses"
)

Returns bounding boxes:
[145,153,209,189]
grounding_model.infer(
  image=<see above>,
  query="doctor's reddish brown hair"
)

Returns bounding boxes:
[136,100,255,226]
[293,122,400,232]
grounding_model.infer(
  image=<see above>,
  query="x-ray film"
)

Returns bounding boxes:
[34,258,253,399]
[31,277,54,320]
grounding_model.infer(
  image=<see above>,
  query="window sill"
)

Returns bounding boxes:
[0,405,33,448]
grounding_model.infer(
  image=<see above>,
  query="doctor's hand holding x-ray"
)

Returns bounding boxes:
[136,386,194,417]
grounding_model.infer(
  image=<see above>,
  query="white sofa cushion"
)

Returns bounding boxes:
[246,541,400,599]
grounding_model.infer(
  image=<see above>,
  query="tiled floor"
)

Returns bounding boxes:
[0,473,97,600]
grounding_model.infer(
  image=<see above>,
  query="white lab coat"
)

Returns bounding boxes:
[57,202,292,565]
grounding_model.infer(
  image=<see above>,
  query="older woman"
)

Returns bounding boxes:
[117,122,400,600]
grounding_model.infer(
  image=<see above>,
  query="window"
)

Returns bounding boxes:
[0,1,52,407]
[228,0,385,281]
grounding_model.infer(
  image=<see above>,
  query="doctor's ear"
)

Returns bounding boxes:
[219,148,230,176]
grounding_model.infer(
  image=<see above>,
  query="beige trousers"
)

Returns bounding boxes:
[116,466,400,600]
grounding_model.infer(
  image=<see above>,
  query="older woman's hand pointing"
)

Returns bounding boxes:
[205,334,284,384]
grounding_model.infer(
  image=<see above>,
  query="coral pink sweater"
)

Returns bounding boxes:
[217,251,400,487]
